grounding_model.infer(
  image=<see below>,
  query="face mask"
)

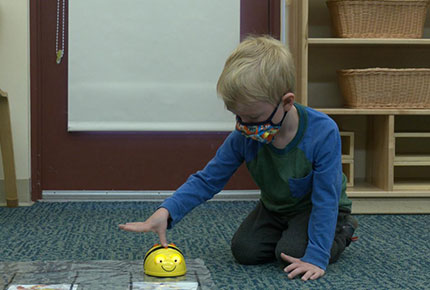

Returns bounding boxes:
[235,104,287,144]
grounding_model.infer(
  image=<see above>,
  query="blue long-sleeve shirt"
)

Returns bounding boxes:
[161,103,352,270]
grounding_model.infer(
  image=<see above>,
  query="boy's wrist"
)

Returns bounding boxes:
[157,207,170,218]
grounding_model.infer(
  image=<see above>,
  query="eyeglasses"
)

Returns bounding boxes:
[236,103,281,126]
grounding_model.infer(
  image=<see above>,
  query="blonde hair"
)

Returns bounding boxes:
[217,35,295,111]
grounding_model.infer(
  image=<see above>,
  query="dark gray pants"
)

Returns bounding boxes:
[231,201,351,266]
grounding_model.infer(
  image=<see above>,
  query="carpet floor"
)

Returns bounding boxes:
[1,201,429,289]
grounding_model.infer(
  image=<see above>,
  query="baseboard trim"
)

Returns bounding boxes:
[0,201,34,207]
[0,179,31,205]
[41,190,261,202]
[40,190,430,214]
[351,197,430,214]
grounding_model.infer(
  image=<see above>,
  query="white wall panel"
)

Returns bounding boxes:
[68,0,239,131]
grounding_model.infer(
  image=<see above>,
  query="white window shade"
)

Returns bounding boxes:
[68,0,240,131]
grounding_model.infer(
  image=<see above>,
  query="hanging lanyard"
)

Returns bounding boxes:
[56,0,65,64]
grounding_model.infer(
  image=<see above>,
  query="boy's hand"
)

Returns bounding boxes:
[281,253,325,281]
[118,207,170,247]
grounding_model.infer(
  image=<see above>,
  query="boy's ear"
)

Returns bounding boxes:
[281,92,295,111]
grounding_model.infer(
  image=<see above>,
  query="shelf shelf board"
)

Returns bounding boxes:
[308,38,430,46]
[316,108,430,115]
[347,181,430,197]
[394,154,430,166]
[341,157,353,163]
[394,132,430,138]
[347,182,384,197]
[393,180,430,191]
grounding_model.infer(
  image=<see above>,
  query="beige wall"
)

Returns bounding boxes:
[0,0,31,203]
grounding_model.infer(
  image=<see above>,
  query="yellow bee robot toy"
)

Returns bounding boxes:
[143,243,187,277]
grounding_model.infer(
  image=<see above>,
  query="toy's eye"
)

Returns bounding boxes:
[154,254,166,264]
[171,254,181,264]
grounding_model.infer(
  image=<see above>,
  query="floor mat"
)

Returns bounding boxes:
[0,259,214,290]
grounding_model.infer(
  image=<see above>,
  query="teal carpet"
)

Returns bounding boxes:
[1,201,429,289]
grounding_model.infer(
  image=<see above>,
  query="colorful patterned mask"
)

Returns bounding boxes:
[236,104,287,144]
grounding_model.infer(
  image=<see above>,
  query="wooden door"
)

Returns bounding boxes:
[30,0,280,200]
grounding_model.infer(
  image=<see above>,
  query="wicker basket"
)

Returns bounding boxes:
[337,68,430,108]
[327,0,430,38]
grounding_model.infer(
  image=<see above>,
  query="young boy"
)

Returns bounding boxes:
[119,35,357,281]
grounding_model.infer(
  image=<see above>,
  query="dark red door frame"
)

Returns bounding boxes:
[241,0,281,40]
[30,0,42,198]
[30,0,280,201]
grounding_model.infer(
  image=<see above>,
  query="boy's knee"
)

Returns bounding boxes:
[231,239,258,265]
[231,237,263,265]
[275,242,306,264]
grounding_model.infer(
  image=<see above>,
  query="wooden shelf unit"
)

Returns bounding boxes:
[287,0,430,212]
[342,160,354,187]
[317,109,430,115]
[393,126,430,190]
[308,38,430,46]
[340,131,354,187]
[394,155,430,166]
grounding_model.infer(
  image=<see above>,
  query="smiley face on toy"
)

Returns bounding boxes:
[143,243,187,277]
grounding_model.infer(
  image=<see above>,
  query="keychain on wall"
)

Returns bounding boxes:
[56,0,66,64]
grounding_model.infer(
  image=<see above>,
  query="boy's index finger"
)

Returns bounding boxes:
[157,230,168,248]
[118,222,149,232]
